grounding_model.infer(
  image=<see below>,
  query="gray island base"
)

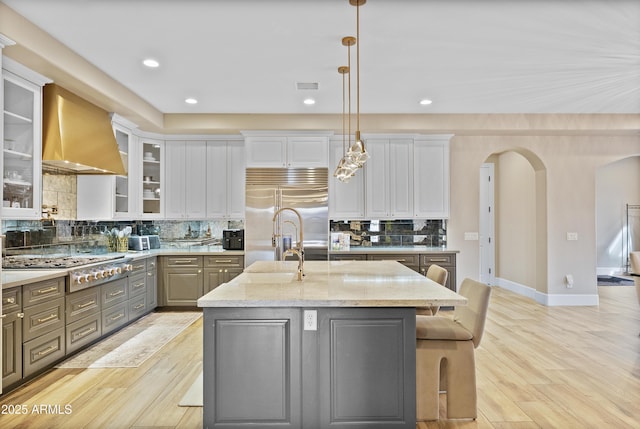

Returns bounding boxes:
[198,261,466,429]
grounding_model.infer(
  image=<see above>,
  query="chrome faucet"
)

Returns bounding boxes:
[272,207,304,280]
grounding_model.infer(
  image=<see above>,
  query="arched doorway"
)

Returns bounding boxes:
[480,148,548,298]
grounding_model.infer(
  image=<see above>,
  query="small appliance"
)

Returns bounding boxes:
[223,229,244,250]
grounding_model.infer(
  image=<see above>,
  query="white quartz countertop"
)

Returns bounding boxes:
[2,247,244,289]
[198,260,466,308]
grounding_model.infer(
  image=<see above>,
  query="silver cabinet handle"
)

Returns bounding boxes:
[37,314,58,323]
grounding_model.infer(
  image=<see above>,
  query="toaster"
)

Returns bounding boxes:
[223,229,244,250]
[128,235,161,251]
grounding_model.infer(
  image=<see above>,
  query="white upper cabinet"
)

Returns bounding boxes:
[140,138,164,218]
[413,136,451,219]
[329,138,364,219]
[2,57,50,219]
[244,133,329,168]
[365,138,413,219]
[164,141,207,219]
[206,140,245,219]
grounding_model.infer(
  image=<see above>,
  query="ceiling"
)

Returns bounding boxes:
[2,0,639,117]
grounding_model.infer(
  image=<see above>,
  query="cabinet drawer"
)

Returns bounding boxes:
[128,273,147,297]
[23,297,65,342]
[164,256,202,268]
[420,253,455,267]
[367,253,420,268]
[23,278,65,307]
[66,287,100,324]
[2,287,22,314]
[66,313,101,354]
[102,302,129,335]
[102,278,128,308]
[23,328,65,378]
[329,254,367,261]
[129,295,147,320]
[204,255,244,268]
[129,260,147,274]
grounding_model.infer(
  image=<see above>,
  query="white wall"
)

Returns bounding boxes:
[595,156,640,274]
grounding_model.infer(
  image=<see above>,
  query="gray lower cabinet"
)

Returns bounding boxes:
[101,278,129,335]
[203,307,415,429]
[161,256,203,306]
[419,252,457,292]
[203,255,244,294]
[21,278,66,378]
[146,257,158,309]
[65,286,101,354]
[329,253,367,261]
[2,287,23,389]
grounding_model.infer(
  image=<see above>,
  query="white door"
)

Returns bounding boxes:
[479,163,495,284]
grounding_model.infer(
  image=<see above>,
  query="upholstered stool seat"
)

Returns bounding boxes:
[416,278,491,421]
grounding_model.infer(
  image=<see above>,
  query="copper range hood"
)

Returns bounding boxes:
[42,84,126,175]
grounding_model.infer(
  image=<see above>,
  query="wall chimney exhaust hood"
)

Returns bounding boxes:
[42,84,126,175]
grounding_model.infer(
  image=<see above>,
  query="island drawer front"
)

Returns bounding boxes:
[164,256,202,268]
[129,295,148,320]
[23,278,65,307]
[23,297,65,342]
[329,254,367,261]
[101,278,129,308]
[367,253,420,268]
[420,253,455,267]
[128,273,147,298]
[23,327,65,378]
[66,287,101,324]
[66,313,101,354]
[102,302,129,335]
[2,286,22,314]
[204,255,244,268]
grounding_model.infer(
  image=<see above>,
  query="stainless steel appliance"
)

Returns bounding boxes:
[1,254,134,293]
[223,229,244,250]
[245,168,328,267]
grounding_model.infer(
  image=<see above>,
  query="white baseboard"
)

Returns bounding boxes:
[495,277,599,307]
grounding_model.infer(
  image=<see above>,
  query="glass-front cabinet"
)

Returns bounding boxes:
[141,138,163,218]
[2,58,50,219]
[113,124,133,217]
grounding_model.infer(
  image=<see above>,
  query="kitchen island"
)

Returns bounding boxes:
[197,260,466,429]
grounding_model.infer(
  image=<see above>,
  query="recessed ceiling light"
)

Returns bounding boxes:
[185,98,198,104]
[419,99,433,106]
[303,98,316,105]
[143,58,160,68]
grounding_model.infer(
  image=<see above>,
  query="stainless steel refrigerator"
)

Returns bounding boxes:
[245,168,329,267]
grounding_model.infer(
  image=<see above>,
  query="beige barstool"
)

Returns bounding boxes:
[416,278,491,420]
[417,264,449,316]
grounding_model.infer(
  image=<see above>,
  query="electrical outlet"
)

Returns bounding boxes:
[304,310,317,331]
[566,232,578,241]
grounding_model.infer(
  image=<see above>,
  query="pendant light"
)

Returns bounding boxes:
[333,65,352,182]
[346,0,369,167]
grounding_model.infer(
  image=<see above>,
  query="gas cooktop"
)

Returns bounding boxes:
[2,254,126,269]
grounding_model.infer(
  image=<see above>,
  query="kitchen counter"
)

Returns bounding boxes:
[2,247,244,289]
[198,260,464,308]
[199,260,464,428]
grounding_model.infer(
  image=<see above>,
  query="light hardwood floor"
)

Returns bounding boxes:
[1,285,639,428]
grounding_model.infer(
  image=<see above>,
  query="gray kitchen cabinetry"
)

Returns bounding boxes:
[101,277,129,335]
[21,278,66,378]
[160,256,203,306]
[203,255,244,294]
[146,257,158,310]
[128,259,148,320]
[366,253,420,272]
[203,307,415,428]
[2,287,23,390]
[65,286,101,354]
[420,252,457,292]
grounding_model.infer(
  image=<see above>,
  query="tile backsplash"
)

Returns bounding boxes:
[330,219,447,248]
